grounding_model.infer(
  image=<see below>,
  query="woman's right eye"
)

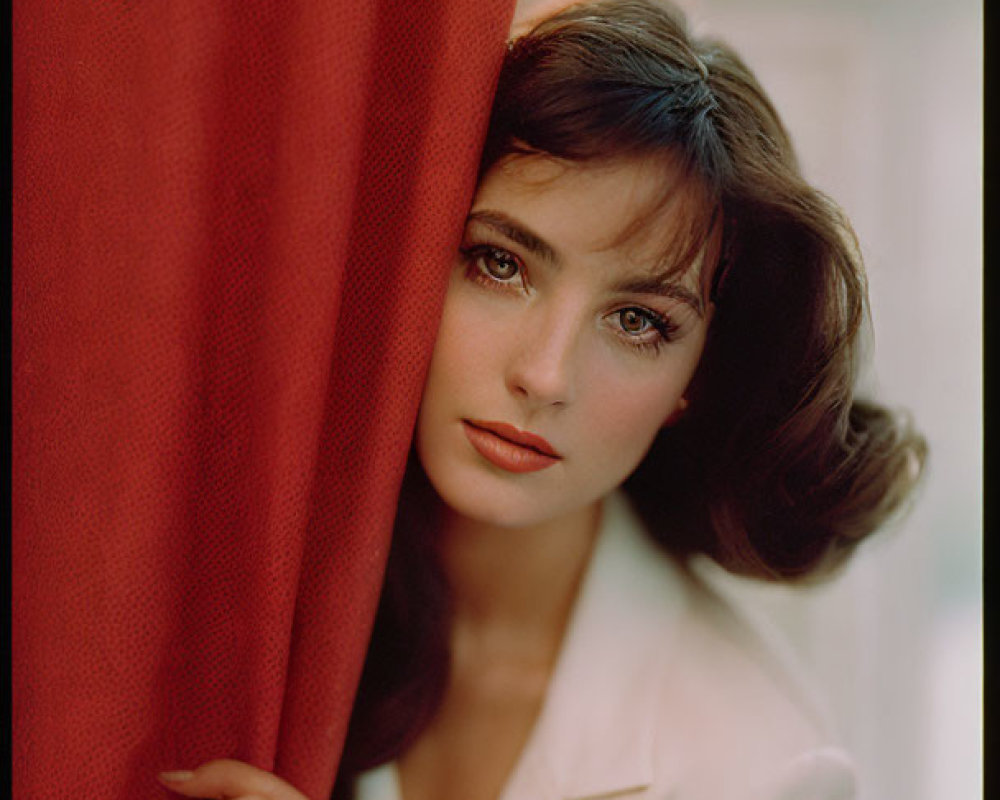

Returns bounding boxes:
[462,245,526,289]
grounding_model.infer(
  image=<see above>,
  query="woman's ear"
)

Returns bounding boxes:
[662,396,689,428]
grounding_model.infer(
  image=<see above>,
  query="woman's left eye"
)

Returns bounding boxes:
[617,308,652,335]
[608,306,677,353]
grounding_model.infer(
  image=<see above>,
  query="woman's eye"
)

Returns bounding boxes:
[461,244,526,292]
[608,306,678,354]
[618,308,651,335]
[478,247,521,283]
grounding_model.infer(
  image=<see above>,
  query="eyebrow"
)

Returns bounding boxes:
[611,273,706,317]
[466,208,705,317]
[466,210,561,266]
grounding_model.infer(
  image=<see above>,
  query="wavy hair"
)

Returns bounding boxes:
[334,0,927,791]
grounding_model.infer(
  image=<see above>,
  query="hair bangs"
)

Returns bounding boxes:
[598,156,725,301]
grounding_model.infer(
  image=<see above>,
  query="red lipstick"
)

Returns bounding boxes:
[462,420,561,473]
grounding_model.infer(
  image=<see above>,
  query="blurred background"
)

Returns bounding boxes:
[676,2,982,799]
[512,1,984,798]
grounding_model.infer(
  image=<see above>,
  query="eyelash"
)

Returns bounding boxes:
[613,308,678,354]
[458,242,680,355]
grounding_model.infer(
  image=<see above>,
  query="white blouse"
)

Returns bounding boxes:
[355,491,857,800]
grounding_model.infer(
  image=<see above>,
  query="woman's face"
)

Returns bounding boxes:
[416,154,716,530]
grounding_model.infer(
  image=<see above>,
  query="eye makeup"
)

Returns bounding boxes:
[605,306,680,355]
[457,230,693,357]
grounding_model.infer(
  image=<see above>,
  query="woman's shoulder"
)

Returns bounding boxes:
[589,491,859,799]
[645,576,858,798]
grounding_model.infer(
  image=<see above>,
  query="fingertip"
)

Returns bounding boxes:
[158,770,195,785]
[157,770,201,797]
[158,758,290,798]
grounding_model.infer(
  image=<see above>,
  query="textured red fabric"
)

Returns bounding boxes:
[12,2,514,798]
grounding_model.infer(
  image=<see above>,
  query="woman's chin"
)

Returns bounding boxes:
[431,472,601,533]
[438,489,547,530]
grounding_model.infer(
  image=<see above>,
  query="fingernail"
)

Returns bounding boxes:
[158,770,195,784]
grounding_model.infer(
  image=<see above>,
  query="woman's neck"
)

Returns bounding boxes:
[438,499,603,662]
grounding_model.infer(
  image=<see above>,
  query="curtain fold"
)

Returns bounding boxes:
[12,1,514,797]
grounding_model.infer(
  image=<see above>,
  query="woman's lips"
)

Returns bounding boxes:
[462,420,561,473]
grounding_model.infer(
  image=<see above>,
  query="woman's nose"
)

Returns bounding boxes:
[504,306,579,408]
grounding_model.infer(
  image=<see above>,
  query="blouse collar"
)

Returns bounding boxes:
[499,490,690,800]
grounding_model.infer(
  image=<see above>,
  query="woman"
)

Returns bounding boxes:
[158,1,925,798]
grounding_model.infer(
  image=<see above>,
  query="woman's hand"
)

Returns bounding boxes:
[509,0,576,37]
[158,760,310,800]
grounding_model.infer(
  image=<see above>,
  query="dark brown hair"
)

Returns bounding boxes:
[334,0,926,791]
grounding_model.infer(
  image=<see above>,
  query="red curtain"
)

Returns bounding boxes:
[12,2,513,797]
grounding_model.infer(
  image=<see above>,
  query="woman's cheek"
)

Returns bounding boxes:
[444,306,508,388]
[581,365,681,464]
